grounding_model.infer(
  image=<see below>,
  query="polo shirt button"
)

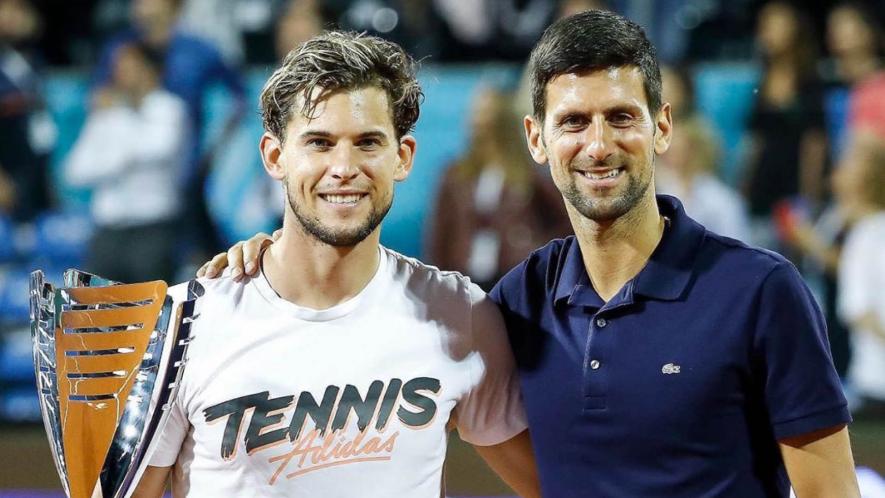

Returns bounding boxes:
[590,359,601,370]
[596,317,608,328]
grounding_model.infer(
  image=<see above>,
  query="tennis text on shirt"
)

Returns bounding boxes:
[202,376,440,483]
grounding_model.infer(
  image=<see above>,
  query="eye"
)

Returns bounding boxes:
[609,113,634,126]
[560,114,588,130]
[357,138,382,150]
[307,138,332,149]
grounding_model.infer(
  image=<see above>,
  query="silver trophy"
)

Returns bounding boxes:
[29,269,203,498]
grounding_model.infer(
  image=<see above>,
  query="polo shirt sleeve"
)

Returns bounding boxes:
[453,284,529,446]
[752,262,850,440]
[146,395,189,468]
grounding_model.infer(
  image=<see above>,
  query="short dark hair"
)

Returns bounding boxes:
[528,9,662,120]
[260,31,423,141]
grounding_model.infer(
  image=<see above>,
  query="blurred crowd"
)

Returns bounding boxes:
[0,0,884,423]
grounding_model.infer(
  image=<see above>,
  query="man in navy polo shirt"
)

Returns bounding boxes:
[207,11,860,498]
[489,9,859,498]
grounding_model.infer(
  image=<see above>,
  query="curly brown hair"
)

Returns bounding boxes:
[259,31,423,141]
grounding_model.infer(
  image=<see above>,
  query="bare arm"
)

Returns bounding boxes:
[472,430,541,498]
[779,425,859,498]
[130,465,172,498]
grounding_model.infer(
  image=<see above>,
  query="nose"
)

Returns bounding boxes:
[328,145,360,181]
[583,120,614,164]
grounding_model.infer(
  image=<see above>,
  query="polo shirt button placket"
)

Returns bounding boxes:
[583,314,610,411]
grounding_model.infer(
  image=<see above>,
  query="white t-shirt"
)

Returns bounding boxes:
[147,247,527,497]
[838,212,885,400]
[64,90,188,228]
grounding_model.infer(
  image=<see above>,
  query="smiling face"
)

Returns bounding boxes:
[260,86,415,247]
[525,67,671,223]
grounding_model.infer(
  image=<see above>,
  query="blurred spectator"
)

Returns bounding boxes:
[426,87,570,290]
[657,66,750,241]
[821,1,882,160]
[276,0,322,59]
[65,41,187,283]
[558,0,608,19]
[179,0,246,64]
[0,0,54,221]
[93,0,247,260]
[742,1,827,250]
[835,128,885,418]
[431,0,557,61]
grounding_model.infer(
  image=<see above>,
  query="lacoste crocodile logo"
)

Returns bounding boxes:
[661,363,681,375]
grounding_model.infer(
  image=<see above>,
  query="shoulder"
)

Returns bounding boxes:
[383,247,476,298]
[167,270,246,309]
[698,228,789,278]
[703,232,814,314]
[849,212,885,242]
[491,236,572,302]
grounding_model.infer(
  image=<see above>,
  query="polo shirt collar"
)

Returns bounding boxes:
[553,195,705,306]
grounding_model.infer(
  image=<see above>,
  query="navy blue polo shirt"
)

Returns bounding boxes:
[489,195,850,498]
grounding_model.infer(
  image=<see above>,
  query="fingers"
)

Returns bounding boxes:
[227,241,247,282]
[272,229,282,241]
[197,251,229,279]
[195,230,280,281]
[242,232,272,276]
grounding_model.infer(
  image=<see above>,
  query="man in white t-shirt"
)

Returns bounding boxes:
[134,31,538,498]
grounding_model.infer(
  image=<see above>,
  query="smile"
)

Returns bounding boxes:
[320,194,366,204]
[579,168,623,180]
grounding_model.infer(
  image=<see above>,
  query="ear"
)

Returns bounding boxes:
[394,134,417,182]
[260,132,285,181]
[524,114,548,165]
[653,103,673,155]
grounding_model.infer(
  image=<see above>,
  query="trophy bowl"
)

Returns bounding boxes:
[29,269,202,498]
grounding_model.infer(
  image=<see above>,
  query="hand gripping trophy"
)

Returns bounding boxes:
[29,269,203,498]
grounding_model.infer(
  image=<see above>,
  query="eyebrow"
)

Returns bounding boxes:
[298,130,391,141]
[553,104,643,120]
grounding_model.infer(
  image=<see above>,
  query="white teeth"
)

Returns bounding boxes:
[323,194,363,204]
[583,169,621,180]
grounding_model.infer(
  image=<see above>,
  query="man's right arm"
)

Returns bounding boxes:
[131,466,172,498]
[473,430,540,498]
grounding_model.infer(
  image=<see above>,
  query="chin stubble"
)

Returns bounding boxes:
[286,184,392,247]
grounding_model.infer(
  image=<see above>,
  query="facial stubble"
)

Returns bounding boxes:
[285,180,392,247]
[556,145,655,223]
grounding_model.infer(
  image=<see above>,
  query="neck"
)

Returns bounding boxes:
[262,216,381,310]
[570,191,664,302]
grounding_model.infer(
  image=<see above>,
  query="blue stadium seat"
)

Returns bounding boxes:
[0,385,42,423]
[0,269,33,325]
[31,211,93,268]
[0,326,34,382]
[0,215,17,263]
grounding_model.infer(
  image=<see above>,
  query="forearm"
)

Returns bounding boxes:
[779,425,860,498]
[131,465,171,498]
[473,430,541,498]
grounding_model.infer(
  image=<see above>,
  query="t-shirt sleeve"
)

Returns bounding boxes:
[146,393,189,468]
[454,284,528,446]
[752,262,850,440]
